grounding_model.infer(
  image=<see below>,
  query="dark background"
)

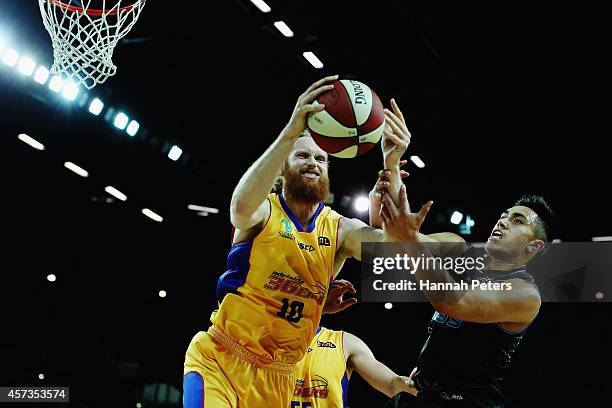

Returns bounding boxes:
[0,1,609,406]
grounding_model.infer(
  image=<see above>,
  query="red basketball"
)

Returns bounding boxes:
[307,79,385,158]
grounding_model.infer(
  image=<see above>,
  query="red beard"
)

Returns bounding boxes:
[282,165,330,205]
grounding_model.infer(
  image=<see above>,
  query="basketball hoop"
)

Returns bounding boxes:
[38,0,146,90]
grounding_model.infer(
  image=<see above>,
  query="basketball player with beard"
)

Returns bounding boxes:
[183,75,409,407]
[367,116,556,406]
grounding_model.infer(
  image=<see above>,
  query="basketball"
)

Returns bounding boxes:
[307,79,385,158]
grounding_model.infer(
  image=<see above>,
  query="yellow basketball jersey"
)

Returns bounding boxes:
[292,327,348,408]
[212,193,341,364]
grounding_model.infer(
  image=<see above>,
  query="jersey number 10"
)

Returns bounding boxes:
[277,298,304,323]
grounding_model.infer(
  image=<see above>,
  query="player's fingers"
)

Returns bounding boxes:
[384,108,409,136]
[398,184,409,213]
[304,75,339,96]
[384,113,404,137]
[338,298,358,311]
[417,201,434,224]
[390,98,406,123]
[382,192,400,220]
[400,170,410,178]
[383,130,407,149]
[300,103,326,113]
[303,83,335,104]
[399,159,408,168]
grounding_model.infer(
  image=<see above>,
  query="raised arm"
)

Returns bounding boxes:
[230,75,338,230]
[344,332,416,398]
[380,187,541,325]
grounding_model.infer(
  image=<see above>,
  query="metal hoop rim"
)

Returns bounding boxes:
[46,0,145,16]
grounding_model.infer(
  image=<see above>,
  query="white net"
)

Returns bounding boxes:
[38,0,146,90]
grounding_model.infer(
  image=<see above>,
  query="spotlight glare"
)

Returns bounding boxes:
[61,81,79,101]
[158,290,167,298]
[38,373,45,380]
[142,208,163,222]
[17,133,45,151]
[274,21,294,37]
[249,0,271,13]
[450,211,463,225]
[2,48,19,66]
[17,56,36,76]
[48,75,64,92]
[126,120,140,136]
[354,196,370,212]
[34,66,50,84]
[384,302,393,310]
[168,145,183,161]
[188,205,219,213]
[64,161,89,177]
[303,51,324,69]
[89,98,104,115]
[113,112,129,130]
[104,186,127,201]
[47,274,56,282]
[410,155,425,168]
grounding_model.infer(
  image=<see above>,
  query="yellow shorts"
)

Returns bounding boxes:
[183,326,296,407]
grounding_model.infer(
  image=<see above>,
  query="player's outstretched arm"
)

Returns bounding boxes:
[344,332,416,398]
[380,188,541,324]
[230,75,338,230]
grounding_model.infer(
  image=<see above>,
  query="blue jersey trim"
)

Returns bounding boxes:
[278,193,324,233]
[183,371,204,408]
[341,371,349,406]
[216,240,253,302]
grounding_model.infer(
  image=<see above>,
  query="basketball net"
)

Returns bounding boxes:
[38,0,146,90]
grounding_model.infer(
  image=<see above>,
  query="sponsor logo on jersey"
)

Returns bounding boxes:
[293,376,329,399]
[318,236,331,246]
[317,340,337,348]
[278,219,296,240]
[263,272,327,305]
[298,242,315,252]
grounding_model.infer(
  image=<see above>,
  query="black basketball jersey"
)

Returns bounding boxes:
[413,263,538,408]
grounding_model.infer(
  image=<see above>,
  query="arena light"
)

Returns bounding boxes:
[126,120,140,136]
[61,81,79,101]
[17,133,45,151]
[38,373,45,380]
[105,186,127,201]
[34,66,50,84]
[354,196,369,212]
[47,274,56,282]
[595,292,604,300]
[303,51,324,69]
[274,21,294,37]
[450,211,463,225]
[384,302,393,310]
[88,98,104,115]
[48,75,64,93]
[188,204,219,214]
[158,290,167,298]
[592,236,612,242]
[136,403,142,408]
[113,112,129,130]
[2,48,19,66]
[410,155,425,168]
[466,215,475,227]
[64,162,89,178]
[17,56,36,76]
[249,0,271,13]
[168,145,182,161]
[142,208,163,222]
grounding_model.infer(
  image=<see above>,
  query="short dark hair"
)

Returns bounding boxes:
[513,195,557,242]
